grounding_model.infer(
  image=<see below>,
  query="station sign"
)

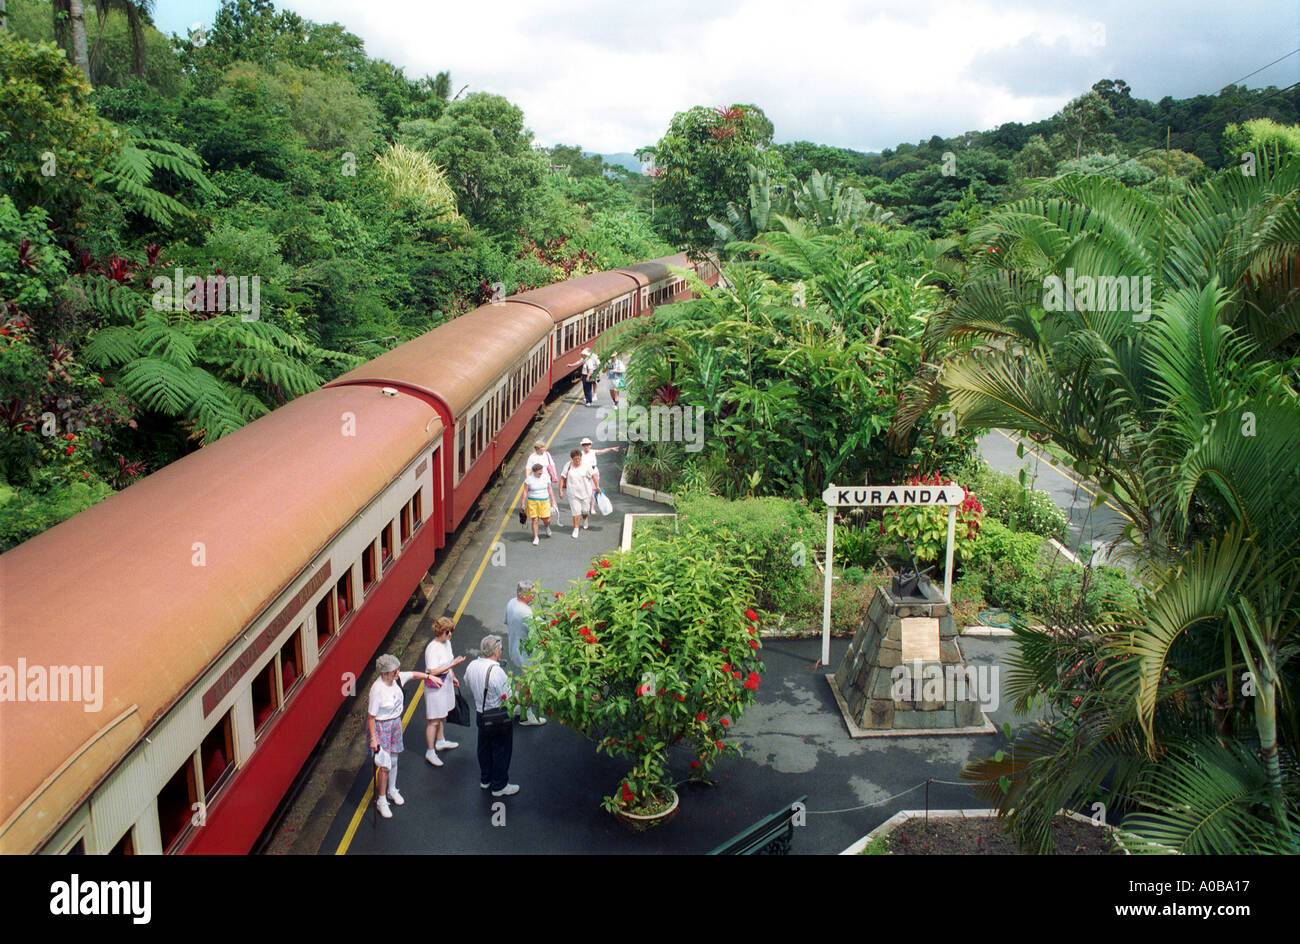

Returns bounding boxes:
[821,485,965,507]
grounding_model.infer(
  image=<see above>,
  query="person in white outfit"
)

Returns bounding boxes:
[464,635,518,796]
[424,617,465,767]
[368,653,440,818]
[559,449,597,538]
[578,437,619,523]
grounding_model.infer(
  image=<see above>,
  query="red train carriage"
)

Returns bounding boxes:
[0,386,444,854]
[0,251,724,854]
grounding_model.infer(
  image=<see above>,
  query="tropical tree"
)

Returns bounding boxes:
[921,156,1300,852]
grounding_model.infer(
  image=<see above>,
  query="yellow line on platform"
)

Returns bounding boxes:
[994,429,1133,523]
[334,394,582,854]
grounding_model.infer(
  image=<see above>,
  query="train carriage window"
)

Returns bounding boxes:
[336,572,354,624]
[200,710,235,795]
[316,591,336,651]
[252,660,279,735]
[362,541,377,592]
[412,491,423,527]
[400,503,412,545]
[280,630,304,698]
[108,830,135,855]
[158,757,198,852]
[381,522,395,568]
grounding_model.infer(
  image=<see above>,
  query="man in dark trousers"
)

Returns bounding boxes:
[464,634,518,796]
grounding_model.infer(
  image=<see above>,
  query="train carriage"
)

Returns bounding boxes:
[0,250,725,854]
[0,385,444,854]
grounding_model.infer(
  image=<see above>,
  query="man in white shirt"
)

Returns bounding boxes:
[464,635,518,796]
[578,348,599,406]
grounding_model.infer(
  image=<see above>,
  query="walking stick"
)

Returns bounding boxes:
[372,760,379,827]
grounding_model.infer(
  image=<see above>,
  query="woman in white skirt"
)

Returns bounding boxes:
[424,616,464,767]
[369,653,440,819]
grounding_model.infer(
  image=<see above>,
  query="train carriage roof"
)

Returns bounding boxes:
[615,252,694,286]
[511,271,640,322]
[0,385,441,853]
[327,302,555,418]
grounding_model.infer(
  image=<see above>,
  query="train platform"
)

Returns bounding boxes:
[271,382,1018,855]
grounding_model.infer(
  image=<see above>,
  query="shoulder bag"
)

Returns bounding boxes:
[479,663,512,731]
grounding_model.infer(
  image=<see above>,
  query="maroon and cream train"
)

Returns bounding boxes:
[0,253,719,855]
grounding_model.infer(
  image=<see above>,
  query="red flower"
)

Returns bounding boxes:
[696,712,706,722]
[720,648,729,654]
[554,591,563,598]
[1072,696,1082,707]
[748,639,759,649]
[65,446,75,455]
[599,559,611,568]
[743,677,759,691]
[635,734,645,741]
[745,609,758,621]
[720,718,730,727]
[586,569,597,578]
[64,433,75,441]
[732,671,741,679]
[674,694,685,702]
[748,627,756,635]
[715,740,724,750]
[641,600,654,608]
[548,619,559,626]
[689,761,700,768]
[720,663,731,673]
[635,684,652,696]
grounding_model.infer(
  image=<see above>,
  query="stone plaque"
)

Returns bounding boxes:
[899,617,940,662]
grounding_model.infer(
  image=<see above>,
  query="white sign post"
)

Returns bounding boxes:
[819,483,965,667]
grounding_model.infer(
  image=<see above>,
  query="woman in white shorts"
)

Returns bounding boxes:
[560,449,597,539]
[424,616,464,767]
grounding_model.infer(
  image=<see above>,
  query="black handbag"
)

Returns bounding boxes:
[446,684,471,727]
[479,664,512,731]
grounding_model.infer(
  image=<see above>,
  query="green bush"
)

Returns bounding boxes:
[0,474,113,551]
[962,459,1068,541]
[964,518,1042,576]
[834,523,889,570]
[676,494,823,614]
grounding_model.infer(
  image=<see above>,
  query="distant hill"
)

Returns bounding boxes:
[590,152,645,175]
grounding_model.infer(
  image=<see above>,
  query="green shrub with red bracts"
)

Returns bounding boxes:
[515,529,765,820]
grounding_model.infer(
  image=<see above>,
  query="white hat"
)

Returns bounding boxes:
[580,437,592,446]
[581,348,590,354]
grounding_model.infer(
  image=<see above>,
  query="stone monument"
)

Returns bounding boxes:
[827,581,994,737]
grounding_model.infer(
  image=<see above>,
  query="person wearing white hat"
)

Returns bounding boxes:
[559,448,597,538]
[578,438,619,524]
[578,348,599,405]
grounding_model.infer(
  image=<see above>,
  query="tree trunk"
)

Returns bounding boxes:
[1252,655,1293,847]
[67,0,91,83]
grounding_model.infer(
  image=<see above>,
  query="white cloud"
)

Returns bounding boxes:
[214,0,1299,154]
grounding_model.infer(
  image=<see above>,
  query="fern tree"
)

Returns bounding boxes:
[81,277,359,445]
[95,134,223,227]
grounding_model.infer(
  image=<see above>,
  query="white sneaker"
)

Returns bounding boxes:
[425,749,443,767]
[582,517,590,530]
[491,784,520,797]
[572,528,579,539]
[480,781,490,789]
[533,536,539,546]
[376,796,392,818]
[436,739,459,750]
[520,709,548,726]
[545,526,552,537]
[387,788,404,806]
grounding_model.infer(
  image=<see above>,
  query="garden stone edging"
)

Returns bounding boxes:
[618,446,675,505]
[839,808,1130,855]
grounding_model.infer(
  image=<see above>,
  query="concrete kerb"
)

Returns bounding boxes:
[839,808,1128,855]
[617,445,675,505]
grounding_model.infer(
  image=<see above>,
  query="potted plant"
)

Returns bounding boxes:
[514,529,765,827]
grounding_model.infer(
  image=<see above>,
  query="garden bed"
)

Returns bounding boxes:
[848,810,1121,855]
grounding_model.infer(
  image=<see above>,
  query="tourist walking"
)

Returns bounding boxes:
[424,617,465,767]
[529,439,559,484]
[579,348,599,405]
[368,653,441,818]
[522,460,557,545]
[559,449,598,536]
[505,581,546,725]
[579,437,619,517]
[464,635,518,797]
[607,353,626,407]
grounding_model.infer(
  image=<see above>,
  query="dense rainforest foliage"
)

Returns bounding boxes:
[0,0,669,547]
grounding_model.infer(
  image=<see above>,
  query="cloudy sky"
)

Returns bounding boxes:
[154,0,1300,155]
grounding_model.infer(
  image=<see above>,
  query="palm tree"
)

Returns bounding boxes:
[52,0,91,81]
[930,157,1300,852]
